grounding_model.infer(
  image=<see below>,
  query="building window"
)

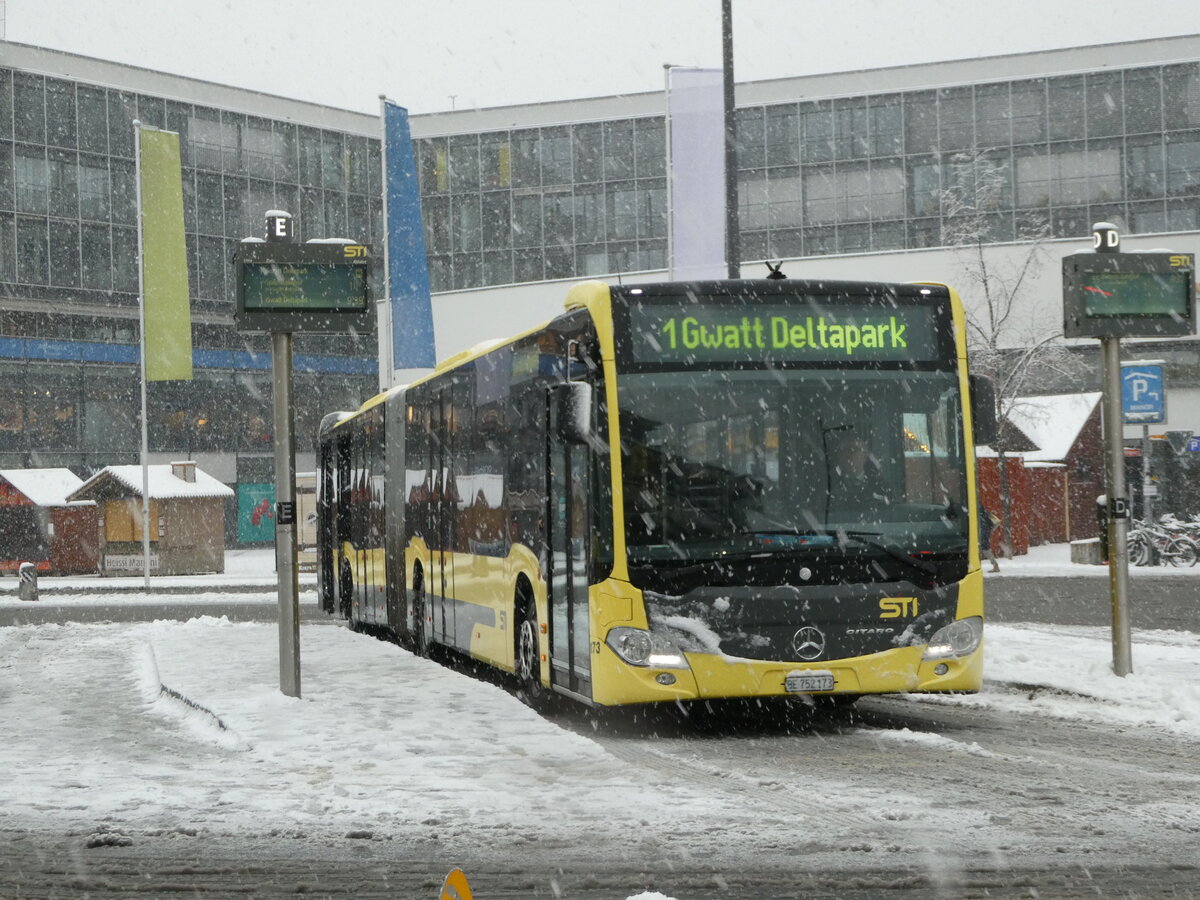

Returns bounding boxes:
[49,220,80,287]
[1166,134,1200,197]
[189,112,224,171]
[801,101,834,163]
[13,74,45,145]
[738,170,768,231]
[1048,76,1085,143]
[111,226,138,292]
[76,86,108,155]
[767,168,802,229]
[452,195,482,252]
[1086,72,1124,139]
[512,193,543,248]
[834,98,869,160]
[78,156,110,221]
[766,105,800,167]
[736,107,765,169]
[16,216,48,284]
[107,91,136,158]
[449,134,481,194]
[15,150,48,213]
[938,87,974,151]
[975,83,1011,149]
[1123,135,1161,199]
[1009,79,1047,144]
[320,131,345,191]
[543,127,574,185]
[243,119,282,179]
[511,131,540,189]
[481,133,512,189]
[1163,64,1200,130]
[602,120,635,181]
[1124,68,1163,135]
[869,98,903,157]
[45,79,77,149]
[49,149,80,219]
[80,223,112,290]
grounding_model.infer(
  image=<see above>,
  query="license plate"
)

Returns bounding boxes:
[785,670,835,693]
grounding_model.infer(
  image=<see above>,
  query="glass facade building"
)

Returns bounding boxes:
[413,52,1200,293]
[0,48,382,478]
[2,36,1199,503]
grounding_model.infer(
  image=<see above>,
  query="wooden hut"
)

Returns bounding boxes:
[0,468,98,575]
[67,462,234,576]
[977,392,1104,551]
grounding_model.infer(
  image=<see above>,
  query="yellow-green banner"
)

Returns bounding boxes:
[138,128,192,381]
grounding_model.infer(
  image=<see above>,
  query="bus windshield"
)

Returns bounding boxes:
[617,367,969,578]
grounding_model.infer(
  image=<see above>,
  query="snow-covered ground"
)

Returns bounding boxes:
[987,540,1200,577]
[2,545,1198,899]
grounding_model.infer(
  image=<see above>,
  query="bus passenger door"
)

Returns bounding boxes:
[317,441,335,614]
[547,385,592,701]
[430,389,456,646]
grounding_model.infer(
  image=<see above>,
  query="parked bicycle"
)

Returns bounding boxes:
[1128,516,1200,568]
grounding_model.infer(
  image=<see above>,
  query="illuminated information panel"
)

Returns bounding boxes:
[625,298,943,365]
[235,241,372,334]
[242,263,367,312]
[1063,252,1195,338]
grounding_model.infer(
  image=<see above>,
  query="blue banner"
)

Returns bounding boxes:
[384,101,436,369]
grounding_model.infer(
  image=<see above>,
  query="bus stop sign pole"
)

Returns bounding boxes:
[265,211,301,699]
[1101,333,1133,677]
[273,326,301,698]
[1093,222,1133,676]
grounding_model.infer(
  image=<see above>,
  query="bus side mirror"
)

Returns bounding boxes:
[555,382,592,445]
[970,374,998,447]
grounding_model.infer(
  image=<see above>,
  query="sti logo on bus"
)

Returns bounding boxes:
[343,245,369,258]
[879,597,919,618]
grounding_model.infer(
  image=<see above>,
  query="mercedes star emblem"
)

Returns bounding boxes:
[792,625,826,661]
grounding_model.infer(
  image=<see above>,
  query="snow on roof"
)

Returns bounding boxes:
[1006,392,1102,462]
[69,464,234,501]
[0,468,88,507]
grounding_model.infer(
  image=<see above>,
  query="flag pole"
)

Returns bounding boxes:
[134,119,151,590]
[377,95,394,392]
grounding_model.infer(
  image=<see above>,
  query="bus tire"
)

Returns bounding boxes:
[411,568,430,658]
[515,585,545,708]
[338,559,353,620]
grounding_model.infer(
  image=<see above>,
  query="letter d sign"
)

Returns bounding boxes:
[1092,222,1119,254]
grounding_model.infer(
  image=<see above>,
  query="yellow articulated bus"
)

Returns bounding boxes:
[317,278,993,708]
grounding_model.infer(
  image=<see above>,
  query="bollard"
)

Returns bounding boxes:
[18,562,39,602]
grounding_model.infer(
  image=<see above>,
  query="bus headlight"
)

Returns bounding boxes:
[923,616,983,660]
[606,627,691,670]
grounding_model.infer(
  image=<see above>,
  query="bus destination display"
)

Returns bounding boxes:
[627,300,942,365]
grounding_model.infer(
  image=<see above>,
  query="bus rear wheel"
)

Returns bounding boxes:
[515,594,544,707]
[411,571,430,658]
[338,559,353,620]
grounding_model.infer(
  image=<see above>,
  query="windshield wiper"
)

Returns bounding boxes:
[839,530,938,577]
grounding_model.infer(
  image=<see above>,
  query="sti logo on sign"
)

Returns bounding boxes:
[1122,365,1165,424]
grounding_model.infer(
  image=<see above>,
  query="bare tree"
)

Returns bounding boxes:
[941,149,1088,556]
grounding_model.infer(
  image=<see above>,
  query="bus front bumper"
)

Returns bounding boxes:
[590,640,983,706]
